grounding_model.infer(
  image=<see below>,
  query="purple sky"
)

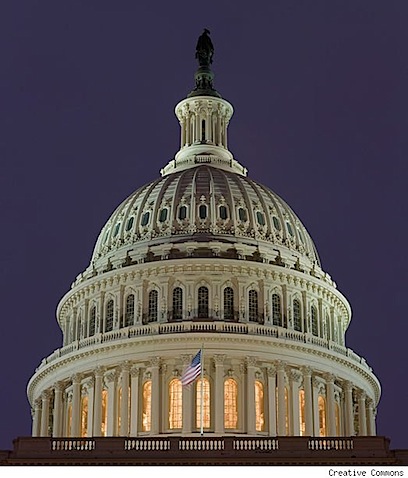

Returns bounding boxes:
[1,1,407,450]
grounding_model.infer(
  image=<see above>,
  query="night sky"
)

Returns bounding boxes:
[1,1,407,450]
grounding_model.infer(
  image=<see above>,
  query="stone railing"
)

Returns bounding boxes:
[51,439,95,451]
[233,438,279,451]
[124,439,171,451]
[37,321,370,373]
[179,439,224,451]
[308,438,354,451]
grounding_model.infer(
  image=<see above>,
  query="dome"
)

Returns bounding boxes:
[28,31,380,443]
[90,165,320,276]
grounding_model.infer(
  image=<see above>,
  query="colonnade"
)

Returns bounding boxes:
[31,357,376,439]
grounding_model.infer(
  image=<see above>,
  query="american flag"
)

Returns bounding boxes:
[181,350,202,386]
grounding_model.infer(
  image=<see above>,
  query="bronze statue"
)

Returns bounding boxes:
[196,29,214,66]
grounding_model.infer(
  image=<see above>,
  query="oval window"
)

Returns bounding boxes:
[178,205,187,220]
[256,211,265,226]
[286,221,294,237]
[126,217,134,231]
[159,208,168,222]
[199,204,207,219]
[113,223,121,237]
[272,216,281,231]
[219,205,228,220]
[141,212,150,227]
[238,207,247,222]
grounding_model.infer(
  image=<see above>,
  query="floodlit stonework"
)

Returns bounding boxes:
[27,32,381,444]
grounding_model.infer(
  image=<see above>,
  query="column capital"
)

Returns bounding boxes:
[358,390,367,401]
[275,360,286,372]
[130,366,141,378]
[34,398,42,408]
[267,366,276,377]
[343,380,354,391]
[41,390,51,400]
[54,381,65,392]
[71,373,83,384]
[214,354,226,365]
[121,361,132,372]
[149,356,161,368]
[290,369,302,384]
[94,366,106,377]
[324,372,336,384]
[245,356,258,367]
[105,371,117,383]
[301,366,312,377]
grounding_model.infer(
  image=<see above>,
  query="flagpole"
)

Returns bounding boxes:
[200,343,204,436]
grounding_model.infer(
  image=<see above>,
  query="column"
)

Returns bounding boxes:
[214,354,225,434]
[276,361,286,436]
[106,371,117,436]
[120,362,131,436]
[71,373,82,437]
[150,357,160,435]
[290,370,302,436]
[344,381,354,436]
[40,391,51,437]
[302,367,314,436]
[267,366,277,436]
[32,398,42,437]
[312,378,320,436]
[368,402,376,436]
[52,382,64,437]
[93,367,104,436]
[181,356,193,434]
[217,108,221,146]
[325,373,337,436]
[86,378,95,437]
[246,357,257,434]
[130,367,140,436]
[180,118,185,147]
[195,111,200,143]
[358,391,367,436]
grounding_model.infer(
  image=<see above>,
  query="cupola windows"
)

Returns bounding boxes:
[256,211,265,226]
[159,208,168,223]
[141,212,150,227]
[238,207,247,222]
[272,294,282,327]
[178,205,187,221]
[219,205,228,220]
[113,223,121,237]
[148,290,158,323]
[198,286,209,318]
[286,221,294,237]
[248,290,259,322]
[223,287,234,320]
[272,216,281,231]
[199,204,207,220]
[172,287,183,320]
[105,299,114,332]
[125,217,134,231]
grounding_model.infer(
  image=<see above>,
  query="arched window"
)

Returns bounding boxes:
[81,395,88,437]
[224,378,238,429]
[198,286,209,318]
[159,208,168,223]
[219,205,228,220]
[169,379,182,429]
[318,396,326,437]
[293,299,302,332]
[142,381,152,432]
[172,287,183,320]
[89,306,96,337]
[199,204,207,220]
[248,290,258,322]
[299,390,306,436]
[148,290,158,322]
[101,390,108,437]
[178,205,187,221]
[311,305,318,336]
[105,300,114,332]
[255,381,264,432]
[223,287,234,320]
[125,294,135,327]
[272,294,282,326]
[196,378,211,430]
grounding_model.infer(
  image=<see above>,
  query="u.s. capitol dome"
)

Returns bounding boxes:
[28,31,380,440]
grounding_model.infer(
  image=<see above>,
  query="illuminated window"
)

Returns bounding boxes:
[299,390,306,436]
[198,286,209,318]
[196,378,211,429]
[224,378,238,429]
[255,381,264,432]
[148,290,158,322]
[105,299,114,332]
[169,379,182,429]
[67,403,72,437]
[81,395,88,437]
[142,381,152,432]
[223,287,234,320]
[335,402,340,436]
[293,299,301,332]
[125,294,135,327]
[172,287,183,320]
[318,396,327,437]
[311,305,318,336]
[272,294,282,326]
[248,290,258,322]
[101,390,108,437]
[89,306,96,337]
